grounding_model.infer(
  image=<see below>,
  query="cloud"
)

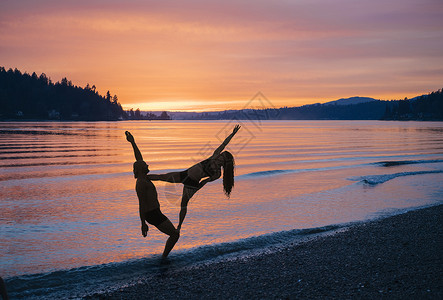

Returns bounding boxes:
[1,0,442,110]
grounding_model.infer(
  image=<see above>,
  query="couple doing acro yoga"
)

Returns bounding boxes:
[126,125,240,258]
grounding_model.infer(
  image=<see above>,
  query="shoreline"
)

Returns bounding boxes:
[88,204,443,299]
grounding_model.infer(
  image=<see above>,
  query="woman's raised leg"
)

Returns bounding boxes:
[148,172,182,183]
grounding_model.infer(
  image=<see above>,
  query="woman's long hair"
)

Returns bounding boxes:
[222,151,235,197]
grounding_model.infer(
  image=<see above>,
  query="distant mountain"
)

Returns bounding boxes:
[323,96,379,106]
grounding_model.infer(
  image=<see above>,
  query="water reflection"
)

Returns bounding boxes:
[0,121,442,277]
[0,160,123,168]
[0,129,94,136]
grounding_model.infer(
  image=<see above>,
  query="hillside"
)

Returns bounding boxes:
[323,96,379,106]
[381,90,443,120]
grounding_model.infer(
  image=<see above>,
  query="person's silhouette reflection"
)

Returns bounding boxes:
[125,131,179,258]
[148,125,240,231]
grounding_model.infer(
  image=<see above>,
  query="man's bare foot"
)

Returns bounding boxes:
[160,255,171,265]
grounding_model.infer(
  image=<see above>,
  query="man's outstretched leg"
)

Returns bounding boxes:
[156,219,180,258]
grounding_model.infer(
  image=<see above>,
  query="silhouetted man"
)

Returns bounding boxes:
[125,131,179,258]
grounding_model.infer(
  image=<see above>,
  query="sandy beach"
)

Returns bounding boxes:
[87,204,443,299]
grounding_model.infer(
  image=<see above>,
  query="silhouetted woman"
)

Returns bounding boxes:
[148,124,240,230]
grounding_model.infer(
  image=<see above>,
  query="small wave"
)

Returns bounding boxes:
[241,158,443,179]
[0,129,94,136]
[238,165,351,179]
[0,153,117,161]
[0,160,123,169]
[4,224,345,299]
[241,169,293,177]
[374,159,443,167]
[348,170,443,185]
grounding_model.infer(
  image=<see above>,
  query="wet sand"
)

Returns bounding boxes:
[89,205,443,299]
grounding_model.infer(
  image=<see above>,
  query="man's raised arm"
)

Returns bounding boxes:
[125,131,143,161]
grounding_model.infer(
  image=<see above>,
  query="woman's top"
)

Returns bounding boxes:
[199,158,217,177]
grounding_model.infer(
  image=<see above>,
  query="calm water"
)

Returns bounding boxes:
[1,120,442,298]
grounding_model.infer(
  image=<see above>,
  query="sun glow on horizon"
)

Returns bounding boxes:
[121,89,434,112]
[122,100,249,112]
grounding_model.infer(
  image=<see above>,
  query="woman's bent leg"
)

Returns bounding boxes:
[177,187,198,230]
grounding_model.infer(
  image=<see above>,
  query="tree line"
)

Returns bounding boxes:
[381,89,443,121]
[0,67,128,121]
[126,109,171,120]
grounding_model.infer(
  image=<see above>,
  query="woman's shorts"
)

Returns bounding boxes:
[179,170,200,189]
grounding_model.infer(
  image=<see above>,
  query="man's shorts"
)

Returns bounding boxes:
[144,208,168,226]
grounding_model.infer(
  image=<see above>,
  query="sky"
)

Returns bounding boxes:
[1,0,443,111]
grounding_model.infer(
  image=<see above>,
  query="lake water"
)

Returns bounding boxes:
[1,120,442,298]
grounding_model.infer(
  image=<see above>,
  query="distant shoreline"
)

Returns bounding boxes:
[2,68,442,121]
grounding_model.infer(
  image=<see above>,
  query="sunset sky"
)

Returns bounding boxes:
[1,0,442,111]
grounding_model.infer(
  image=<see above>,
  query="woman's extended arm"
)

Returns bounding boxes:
[125,131,143,161]
[212,124,241,157]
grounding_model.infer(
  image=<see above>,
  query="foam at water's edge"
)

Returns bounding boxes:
[238,165,350,179]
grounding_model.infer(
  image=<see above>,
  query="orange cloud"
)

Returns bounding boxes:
[1,0,442,111]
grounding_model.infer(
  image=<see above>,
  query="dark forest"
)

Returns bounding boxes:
[0,67,129,120]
